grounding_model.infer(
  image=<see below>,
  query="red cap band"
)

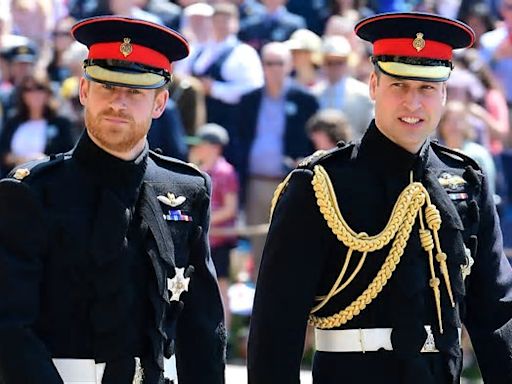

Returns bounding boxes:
[373,38,452,60]
[88,42,171,72]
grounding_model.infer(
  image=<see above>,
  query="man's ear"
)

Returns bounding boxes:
[152,89,169,119]
[369,71,377,101]
[78,77,89,106]
[441,83,447,106]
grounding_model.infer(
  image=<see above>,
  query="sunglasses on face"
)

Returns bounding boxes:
[22,85,47,92]
[263,60,285,67]
[324,60,348,67]
[52,31,70,37]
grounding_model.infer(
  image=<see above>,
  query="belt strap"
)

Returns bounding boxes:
[315,325,452,353]
[53,359,106,384]
[53,356,177,384]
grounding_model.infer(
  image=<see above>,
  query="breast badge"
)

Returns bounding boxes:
[158,192,186,207]
[167,268,190,301]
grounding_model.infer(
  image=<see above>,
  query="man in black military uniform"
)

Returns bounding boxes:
[248,12,512,384]
[0,16,225,384]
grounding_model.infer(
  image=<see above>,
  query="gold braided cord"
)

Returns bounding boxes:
[308,165,453,330]
[419,210,444,334]
[312,250,368,313]
[269,172,293,220]
[312,165,417,251]
[309,191,425,328]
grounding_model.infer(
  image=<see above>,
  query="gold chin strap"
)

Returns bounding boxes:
[307,165,453,332]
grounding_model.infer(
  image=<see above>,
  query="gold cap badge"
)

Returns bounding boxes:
[13,168,30,180]
[120,37,132,57]
[413,33,425,52]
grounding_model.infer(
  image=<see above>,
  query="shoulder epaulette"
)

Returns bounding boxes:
[7,153,69,182]
[149,150,206,178]
[297,142,355,170]
[270,142,355,219]
[431,141,481,171]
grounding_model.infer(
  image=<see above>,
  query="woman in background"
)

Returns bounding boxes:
[0,74,74,176]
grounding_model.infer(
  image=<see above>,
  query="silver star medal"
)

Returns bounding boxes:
[157,192,186,207]
[461,245,474,281]
[167,268,190,301]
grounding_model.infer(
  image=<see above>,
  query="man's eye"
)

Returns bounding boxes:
[102,84,114,90]
[129,89,141,95]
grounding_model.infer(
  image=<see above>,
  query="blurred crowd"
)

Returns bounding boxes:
[0,0,510,379]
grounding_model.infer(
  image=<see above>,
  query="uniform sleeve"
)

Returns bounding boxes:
[464,174,512,384]
[247,169,329,384]
[175,174,226,384]
[0,180,62,383]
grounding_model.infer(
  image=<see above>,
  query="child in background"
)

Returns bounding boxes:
[189,123,239,334]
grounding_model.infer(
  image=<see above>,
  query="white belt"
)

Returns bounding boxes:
[315,325,460,353]
[53,356,177,384]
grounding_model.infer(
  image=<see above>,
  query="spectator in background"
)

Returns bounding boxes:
[85,0,163,24]
[46,16,76,86]
[438,100,497,197]
[190,2,263,166]
[306,108,352,150]
[178,2,213,51]
[480,0,512,146]
[173,3,212,132]
[237,42,317,281]
[458,48,510,156]
[238,0,306,52]
[330,0,373,18]
[148,99,189,160]
[168,74,207,136]
[458,0,501,25]
[286,0,330,35]
[59,41,89,140]
[285,28,322,89]
[0,40,39,120]
[208,0,265,25]
[0,74,74,177]
[189,123,239,336]
[138,0,182,30]
[459,2,496,48]
[313,35,373,139]
[10,0,51,48]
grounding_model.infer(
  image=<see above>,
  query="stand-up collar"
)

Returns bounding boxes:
[73,130,148,192]
[358,120,430,179]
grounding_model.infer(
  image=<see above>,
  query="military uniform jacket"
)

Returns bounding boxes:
[0,132,226,383]
[248,122,512,384]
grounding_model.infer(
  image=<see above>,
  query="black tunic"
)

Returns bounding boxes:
[0,131,225,383]
[248,121,512,384]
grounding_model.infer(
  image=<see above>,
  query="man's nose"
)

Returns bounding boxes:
[109,90,129,110]
[402,90,422,110]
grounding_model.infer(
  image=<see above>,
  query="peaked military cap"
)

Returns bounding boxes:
[355,12,475,82]
[71,16,189,89]
[1,40,38,63]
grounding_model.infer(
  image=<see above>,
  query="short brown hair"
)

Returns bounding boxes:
[306,109,352,143]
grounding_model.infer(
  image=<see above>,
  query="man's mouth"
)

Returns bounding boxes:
[399,117,422,124]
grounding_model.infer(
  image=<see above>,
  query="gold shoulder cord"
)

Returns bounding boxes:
[269,172,293,220]
[308,165,454,333]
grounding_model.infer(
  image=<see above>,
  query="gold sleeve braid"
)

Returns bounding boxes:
[308,165,453,333]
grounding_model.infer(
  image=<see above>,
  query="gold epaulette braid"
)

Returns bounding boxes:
[269,172,293,220]
[308,165,453,333]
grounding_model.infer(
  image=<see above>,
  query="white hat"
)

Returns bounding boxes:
[321,35,351,58]
[184,3,214,17]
